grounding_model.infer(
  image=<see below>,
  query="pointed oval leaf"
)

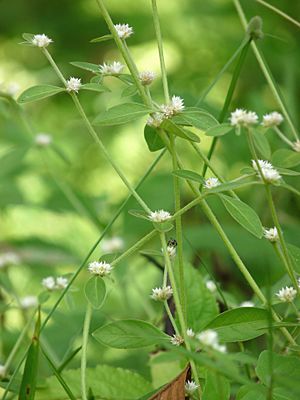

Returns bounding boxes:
[272,148,300,168]
[84,276,106,309]
[92,319,170,349]
[205,307,269,342]
[70,62,100,74]
[144,125,165,152]
[90,34,113,43]
[172,169,204,184]
[277,167,300,176]
[128,209,150,220]
[18,85,65,104]
[81,83,109,93]
[93,103,152,126]
[173,108,218,131]
[219,194,263,238]
[161,119,200,142]
[205,124,233,137]
[121,84,138,98]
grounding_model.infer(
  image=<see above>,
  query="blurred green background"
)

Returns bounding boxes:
[0,0,300,384]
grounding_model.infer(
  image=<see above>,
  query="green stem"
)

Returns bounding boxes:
[151,0,169,102]
[274,126,294,148]
[255,0,300,29]
[201,38,251,181]
[81,303,92,400]
[233,0,299,141]
[164,301,180,336]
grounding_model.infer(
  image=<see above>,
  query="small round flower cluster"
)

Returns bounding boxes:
[230,109,258,127]
[99,61,124,75]
[146,113,164,128]
[35,133,52,147]
[276,286,297,303]
[204,177,220,189]
[66,77,82,93]
[263,227,279,242]
[42,276,68,291]
[148,209,172,222]
[139,70,156,86]
[251,159,281,183]
[114,23,133,39]
[32,34,53,48]
[240,300,254,307]
[0,252,20,269]
[160,95,185,118]
[101,236,124,254]
[88,261,113,277]
[150,285,173,301]
[20,296,38,309]
[170,334,184,346]
[196,329,226,353]
[262,112,283,128]
[185,380,200,396]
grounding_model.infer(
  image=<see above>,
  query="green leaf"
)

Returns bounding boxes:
[237,384,267,400]
[90,75,103,84]
[162,119,200,142]
[252,130,271,159]
[22,33,35,42]
[35,365,152,400]
[92,319,170,349]
[202,370,230,400]
[205,123,233,137]
[173,108,218,130]
[276,167,300,176]
[93,103,152,126]
[256,351,300,400]
[81,83,109,93]
[219,194,263,238]
[128,209,149,220]
[0,146,29,179]
[206,180,258,194]
[90,34,113,43]
[272,148,300,168]
[18,85,65,104]
[288,243,300,273]
[205,307,269,342]
[144,125,165,152]
[84,276,106,309]
[172,169,204,184]
[70,62,100,74]
[121,84,138,98]
[19,310,41,400]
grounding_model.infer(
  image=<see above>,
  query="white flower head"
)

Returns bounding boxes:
[66,77,82,93]
[206,280,217,293]
[167,244,177,259]
[114,23,133,39]
[88,261,113,277]
[0,365,6,378]
[99,61,124,75]
[0,252,20,269]
[196,329,218,347]
[204,177,220,189]
[151,286,173,301]
[35,133,52,147]
[251,160,281,183]
[186,328,195,338]
[32,34,53,48]
[20,296,38,309]
[262,112,283,128]
[101,237,124,253]
[139,70,156,86]
[42,276,56,291]
[149,209,172,222]
[276,286,297,303]
[263,227,279,242]
[293,140,300,153]
[170,334,184,346]
[214,343,227,353]
[230,108,258,127]
[185,380,199,396]
[56,276,68,289]
[252,159,273,171]
[160,95,184,118]
[240,301,254,307]
[146,113,164,128]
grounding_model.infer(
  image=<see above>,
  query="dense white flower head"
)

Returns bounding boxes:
[20,296,38,309]
[196,329,218,347]
[0,365,6,378]
[114,23,133,39]
[170,334,184,346]
[0,252,20,269]
[99,61,124,75]
[185,380,199,396]
[35,133,52,147]
[252,159,273,171]
[56,276,68,289]
[276,286,297,303]
[88,261,113,277]
[146,113,164,128]
[139,70,156,86]
[151,286,173,301]
[240,301,254,307]
[263,227,279,242]
[206,280,217,293]
[32,34,53,48]
[160,95,185,118]
[293,140,300,153]
[262,112,283,128]
[66,77,82,93]
[251,160,281,183]
[101,237,124,253]
[42,276,56,291]
[230,108,258,127]
[149,209,172,222]
[204,177,220,189]
[186,328,195,338]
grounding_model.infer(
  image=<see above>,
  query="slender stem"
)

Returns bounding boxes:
[255,0,300,29]
[151,0,169,102]
[81,303,92,400]
[233,0,299,140]
[164,301,180,336]
[274,126,294,148]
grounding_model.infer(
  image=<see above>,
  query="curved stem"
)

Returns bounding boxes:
[255,0,300,29]
[81,303,92,400]
[274,126,294,148]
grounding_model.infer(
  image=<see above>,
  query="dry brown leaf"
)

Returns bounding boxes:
[148,364,191,400]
